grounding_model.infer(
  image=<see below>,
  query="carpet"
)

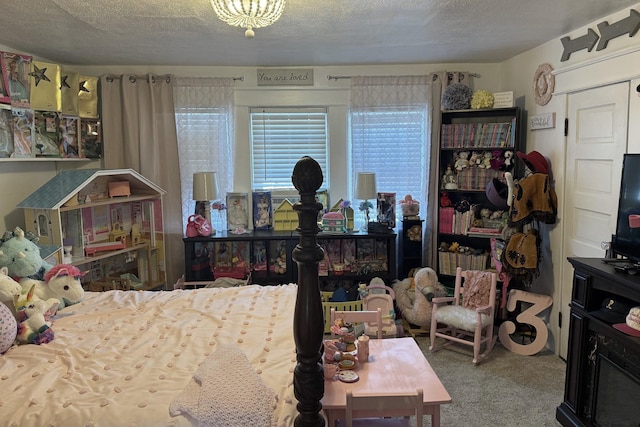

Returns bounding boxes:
[415,337,565,427]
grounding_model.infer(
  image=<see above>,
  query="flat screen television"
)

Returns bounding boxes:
[613,153,640,264]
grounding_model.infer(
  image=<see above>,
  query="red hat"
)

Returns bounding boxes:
[516,151,549,174]
[613,306,640,337]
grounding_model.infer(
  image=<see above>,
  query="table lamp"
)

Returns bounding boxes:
[356,172,377,232]
[193,171,218,227]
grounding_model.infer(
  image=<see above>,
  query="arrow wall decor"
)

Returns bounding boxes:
[560,28,598,62]
[596,9,640,51]
[560,8,639,62]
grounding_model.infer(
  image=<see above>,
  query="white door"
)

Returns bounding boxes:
[560,82,629,359]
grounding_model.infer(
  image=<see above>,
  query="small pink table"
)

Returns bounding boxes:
[322,337,451,426]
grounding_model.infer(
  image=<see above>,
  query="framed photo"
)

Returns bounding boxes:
[377,192,396,228]
[0,106,14,158]
[316,189,329,221]
[226,192,249,231]
[79,118,102,159]
[252,191,273,230]
[60,115,79,158]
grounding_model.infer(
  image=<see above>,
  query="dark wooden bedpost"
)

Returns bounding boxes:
[291,156,326,427]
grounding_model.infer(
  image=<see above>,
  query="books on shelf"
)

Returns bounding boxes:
[440,119,515,149]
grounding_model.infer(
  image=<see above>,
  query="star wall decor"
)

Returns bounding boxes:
[79,80,90,93]
[29,64,50,86]
[60,75,71,89]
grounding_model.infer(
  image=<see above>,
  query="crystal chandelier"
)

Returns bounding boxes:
[210,0,286,38]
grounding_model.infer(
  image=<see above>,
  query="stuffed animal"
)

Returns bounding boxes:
[502,150,514,172]
[393,267,447,329]
[454,151,470,171]
[0,266,22,316]
[490,150,505,170]
[14,284,55,345]
[479,151,492,169]
[0,301,16,353]
[20,264,84,309]
[0,227,53,281]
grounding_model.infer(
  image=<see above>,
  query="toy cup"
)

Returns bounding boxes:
[357,335,369,363]
[323,363,338,380]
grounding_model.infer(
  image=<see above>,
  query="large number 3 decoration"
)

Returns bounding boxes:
[498,289,553,355]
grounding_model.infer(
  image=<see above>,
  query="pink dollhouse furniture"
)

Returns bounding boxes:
[429,267,497,364]
[330,308,383,339]
[345,388,423,426]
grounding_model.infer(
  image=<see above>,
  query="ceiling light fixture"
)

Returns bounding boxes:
[210,0,286,39]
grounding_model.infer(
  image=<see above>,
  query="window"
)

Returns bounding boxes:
[176,107,233,232]
[250,108,328,191]
[351,107,429,228]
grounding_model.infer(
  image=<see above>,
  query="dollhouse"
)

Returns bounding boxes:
[17,169,166,290]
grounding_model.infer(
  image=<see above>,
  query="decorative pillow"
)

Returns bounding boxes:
[0,301,17,353]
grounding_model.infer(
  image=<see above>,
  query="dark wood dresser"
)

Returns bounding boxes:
[557,257,640,427]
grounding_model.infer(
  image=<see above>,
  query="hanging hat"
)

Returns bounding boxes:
[485,178,509,210]
[516,150,549,174]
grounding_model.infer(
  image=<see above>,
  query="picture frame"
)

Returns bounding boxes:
[79,118,102,159]
[226,192,249,231]
[377,192,396,228]
[252,191,273,230]
[33,111,61,157]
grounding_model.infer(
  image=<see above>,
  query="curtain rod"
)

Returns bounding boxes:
[327,72,480,81]
[104,75,245,83]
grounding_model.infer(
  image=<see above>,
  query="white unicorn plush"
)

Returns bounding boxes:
[20,264,85,309]
[14,284,56,344]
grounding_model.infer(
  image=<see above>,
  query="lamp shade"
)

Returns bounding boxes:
[193,172,218,201]
[356,172,377,200]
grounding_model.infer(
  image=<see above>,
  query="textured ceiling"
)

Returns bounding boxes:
[0,0,638,66]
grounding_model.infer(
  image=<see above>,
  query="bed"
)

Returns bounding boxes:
[0,156,327,427]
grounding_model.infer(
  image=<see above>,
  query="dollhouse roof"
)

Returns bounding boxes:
[17,169,165,210]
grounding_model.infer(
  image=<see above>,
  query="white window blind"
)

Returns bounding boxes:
[351,107,428,226]
[250,107,328,190]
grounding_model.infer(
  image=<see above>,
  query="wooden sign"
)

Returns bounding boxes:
[257,68,314,86]
[530,112,556,130]
[492,91,514,108]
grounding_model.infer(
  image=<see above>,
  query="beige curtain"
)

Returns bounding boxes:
[100,73,183,287]
[426,71,474,268]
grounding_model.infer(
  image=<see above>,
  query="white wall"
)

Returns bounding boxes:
[500,2,640,353]
[0,62,502,233]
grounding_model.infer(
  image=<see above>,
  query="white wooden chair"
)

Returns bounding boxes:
[429,267,497,364]
[344,388,424,426]
[330,308,383,339]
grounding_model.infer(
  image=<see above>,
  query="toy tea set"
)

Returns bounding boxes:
[323,318,370,383]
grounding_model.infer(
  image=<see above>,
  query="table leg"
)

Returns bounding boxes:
[431,405,440,427]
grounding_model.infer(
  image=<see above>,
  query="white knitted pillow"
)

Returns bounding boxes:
[170,345,277,426]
